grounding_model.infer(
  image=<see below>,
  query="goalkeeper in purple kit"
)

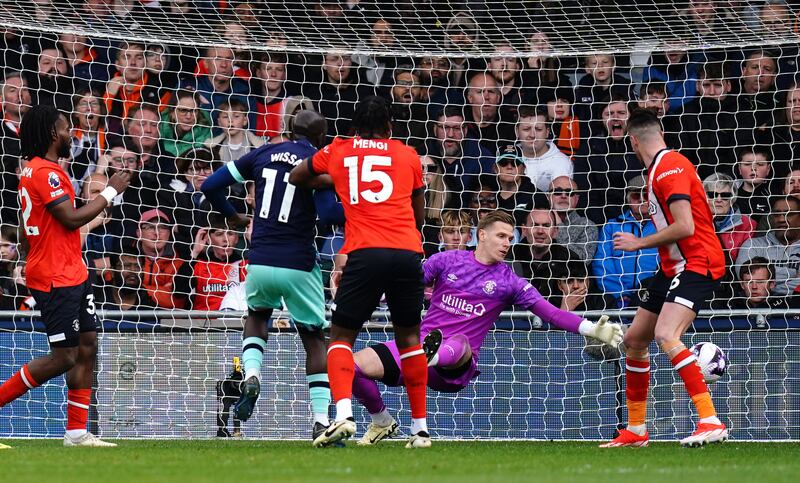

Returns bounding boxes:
[351,210,623,444]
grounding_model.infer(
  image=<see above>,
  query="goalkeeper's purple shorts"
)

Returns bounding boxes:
[371,340,479,393]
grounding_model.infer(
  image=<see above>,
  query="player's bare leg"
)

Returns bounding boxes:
[655,303,727,447]
[394,324,430,448]
[299,326,337,447]
[62,331,115,447]
[1,345,78,410]
[235,309,271,422]
[353,347,399,445]
[315,324,360,447]
[600,308,657,448]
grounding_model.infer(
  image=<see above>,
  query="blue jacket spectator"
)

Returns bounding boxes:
[641,51,698,114]
[591,176,660,308]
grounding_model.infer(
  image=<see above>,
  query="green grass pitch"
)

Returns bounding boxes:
[1,440,799,482]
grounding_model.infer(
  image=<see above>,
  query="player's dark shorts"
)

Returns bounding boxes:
[639,269,720,314]
[372,341,478,393]
[331,248,424,331]
[29,279,98,348]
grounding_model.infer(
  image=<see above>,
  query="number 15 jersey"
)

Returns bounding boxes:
[310,137,424,255]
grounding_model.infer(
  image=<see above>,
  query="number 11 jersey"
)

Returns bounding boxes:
[310,137,424,255]
[230,138,319,271]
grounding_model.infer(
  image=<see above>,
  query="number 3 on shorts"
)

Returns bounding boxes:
[86,293,96,315]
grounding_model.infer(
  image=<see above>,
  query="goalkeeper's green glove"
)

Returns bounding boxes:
[578,315,623,346]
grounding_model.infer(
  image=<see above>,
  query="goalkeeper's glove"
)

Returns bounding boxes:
[578,315,623,346]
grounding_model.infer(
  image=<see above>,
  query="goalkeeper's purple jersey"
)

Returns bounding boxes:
[422,250,554,361]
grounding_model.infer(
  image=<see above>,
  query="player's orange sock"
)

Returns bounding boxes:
[0,364,40,407]
[625,356,650,427]
[671,347,717,420]
[67,389,91,431]
[327,342,355,404]
[399,344,428,431]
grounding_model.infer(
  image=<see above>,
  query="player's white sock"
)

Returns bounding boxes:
[411,418,428,435]
[700,416,722,425]
[626,424,647,436]
[335,398,353,421]
[314,413,330,426]
[65,429,87,439]
[244,369,261,381]
[370,409,394,427]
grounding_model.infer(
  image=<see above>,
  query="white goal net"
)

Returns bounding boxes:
[0,1,798,440]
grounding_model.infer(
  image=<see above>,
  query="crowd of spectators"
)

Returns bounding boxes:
[0,1,799,317]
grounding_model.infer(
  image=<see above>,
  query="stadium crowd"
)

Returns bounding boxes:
[0,0,799,316]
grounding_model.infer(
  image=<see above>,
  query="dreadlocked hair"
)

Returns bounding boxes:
[20,104,62,161]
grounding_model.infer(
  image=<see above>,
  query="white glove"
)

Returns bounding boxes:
[578,315,624,346]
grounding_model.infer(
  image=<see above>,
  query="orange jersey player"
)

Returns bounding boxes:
[601,108,728,448]
[0,105,130,448]
[290,96,430,449]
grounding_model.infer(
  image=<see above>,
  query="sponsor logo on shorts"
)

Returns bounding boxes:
[440,293,485,317]
[482,280,496,295]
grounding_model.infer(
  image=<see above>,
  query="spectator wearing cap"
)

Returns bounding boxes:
[573,53,634,122]
[135,209,192,310]
[464,72,516,154]
[182,46,256,128]
[704,173,756,261]
[466,178,521,248]
[159,89,213,158]
[500,105,572,193]
[575,96,641,224]
[494,150,540,226]
[387,65,428,153]
[186,215,247,311]
[542,86,583,158]
[550,260,609,312]
[641,48,698,115]
[677,61,737,180]
[424,105,494,209]
[549,176,597,262]
[734,195,800,296]
[443,12,483,88]
[591,175,659,309]
[512,208,581,298]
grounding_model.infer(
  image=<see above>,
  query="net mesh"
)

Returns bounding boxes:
[0,1,799,440]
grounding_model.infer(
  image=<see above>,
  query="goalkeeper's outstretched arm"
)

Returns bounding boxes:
[530,299,623,346]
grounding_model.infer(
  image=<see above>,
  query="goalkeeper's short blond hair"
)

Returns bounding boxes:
[477,210,515,231]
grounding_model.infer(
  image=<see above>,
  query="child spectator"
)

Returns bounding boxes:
[574,53,633,121]
[437,210,473,253]
[542,87,582,158]
[641,47,698,114]
[733,146,774,223]
[728,257,793,310]
[187,215,247,311]
[551,260,609,312]
[204,99,265,163]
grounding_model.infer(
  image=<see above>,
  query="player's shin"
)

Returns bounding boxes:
[662,341,720,424]
[66,388,91,438]
[327,342,355,421]
[353,365,388,420]
[0,363,40,407]
[307,373,331,426]
[625,350,650,435]
[399,345,428,435]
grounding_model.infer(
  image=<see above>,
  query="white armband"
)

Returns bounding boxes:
[99,187,118,205]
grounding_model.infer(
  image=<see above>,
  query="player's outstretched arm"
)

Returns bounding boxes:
[613,199,694,252]
[49,170,130,231]
[200,164,249,230]
[530,298,623,346]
